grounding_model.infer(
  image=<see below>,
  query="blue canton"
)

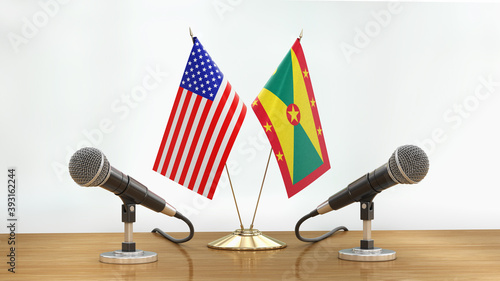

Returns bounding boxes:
[180,38,224,101]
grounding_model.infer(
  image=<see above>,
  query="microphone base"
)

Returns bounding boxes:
[99,250,158,264]
[207,228,287,251]
[338,247,396,262]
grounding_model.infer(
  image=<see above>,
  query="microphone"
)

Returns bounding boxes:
[69,147,177,215]
[295,145,429,242]
[68,147,194,243]
[315,144,429,215]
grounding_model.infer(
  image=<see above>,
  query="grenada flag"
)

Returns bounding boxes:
[252,38,330,198]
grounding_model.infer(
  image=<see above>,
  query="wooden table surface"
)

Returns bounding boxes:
[2,230,500,280]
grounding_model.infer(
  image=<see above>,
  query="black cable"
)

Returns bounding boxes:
[295,210,348,242]
[151,212,194,243]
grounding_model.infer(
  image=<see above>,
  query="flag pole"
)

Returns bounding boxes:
[208,158,286,250]
[299,29,303,41]
[208,152,286,250]
[225,164,245,230]
[249,148,273,230]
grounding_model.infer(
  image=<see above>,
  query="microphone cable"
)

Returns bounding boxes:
[295,210,348,242]
[152,212,194,243]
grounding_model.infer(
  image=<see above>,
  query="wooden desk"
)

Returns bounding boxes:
[2,230,500,280]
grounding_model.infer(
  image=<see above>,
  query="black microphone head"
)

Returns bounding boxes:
[388,145,429,184]
[68,147,111,187]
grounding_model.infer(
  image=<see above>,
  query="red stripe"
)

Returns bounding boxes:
[153,87,184,171]
[178,99,213,187]
[160,90,193,176]
[207,101,247,199]
[198,89,239,192]
[169,94,203,180]
[189,82,232,194]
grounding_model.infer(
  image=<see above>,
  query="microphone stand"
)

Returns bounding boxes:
[99,199,158,264]
[338,196,396,261]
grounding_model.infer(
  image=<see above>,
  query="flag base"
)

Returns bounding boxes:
[207,229,287,251]
[338,247,396,262]
[99,250,158,264]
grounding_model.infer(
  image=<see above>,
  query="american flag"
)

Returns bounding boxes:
[153,37,246,199]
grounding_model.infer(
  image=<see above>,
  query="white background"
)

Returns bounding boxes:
[1,0,500,234]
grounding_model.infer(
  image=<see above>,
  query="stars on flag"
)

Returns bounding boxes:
[286,103,301,126]
[302,69,309,78]
[287,105,299,123]
[317,127,322,136]
[264,122,272,132]
[276,151,284,161]
[180,40,223,101]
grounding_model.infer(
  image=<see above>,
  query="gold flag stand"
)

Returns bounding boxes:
[207,228,286,251]
[207,149,287,250]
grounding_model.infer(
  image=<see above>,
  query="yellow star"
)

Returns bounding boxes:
[263,123,272,132]
[288,105,299,123]
[276,151,284,161]
[303,69,309,78]
[252,99,259,107]
[310,99,316,107]
[317,127,323,136]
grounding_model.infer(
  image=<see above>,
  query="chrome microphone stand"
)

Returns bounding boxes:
[99,201,158,264]
[338,198,396,261]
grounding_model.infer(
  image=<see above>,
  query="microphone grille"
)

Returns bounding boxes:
[68,147,110,187]
[388,145,429,184]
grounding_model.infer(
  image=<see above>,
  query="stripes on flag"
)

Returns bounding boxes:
[153,38,246,199]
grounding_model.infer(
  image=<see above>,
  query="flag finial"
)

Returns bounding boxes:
[189,27,194,43]
[299,29,303,41]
